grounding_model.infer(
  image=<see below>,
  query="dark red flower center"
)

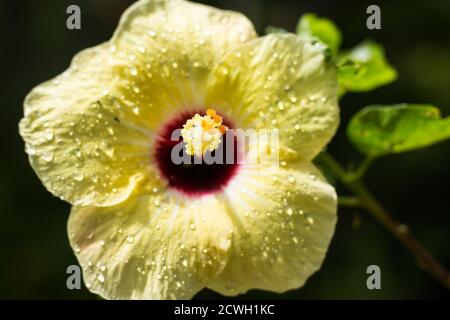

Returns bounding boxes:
[154,110,240,197]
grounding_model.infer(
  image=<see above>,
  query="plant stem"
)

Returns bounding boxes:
[319,152,450,289]
[346,156,375,182]
[338,196,361,207]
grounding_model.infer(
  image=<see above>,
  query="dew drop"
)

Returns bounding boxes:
[289,95,298,103]
[132,106,140,115]
[129,67,138,76]
[126,235,135,243]
[97,273,105,283]
[74,173,84,182]
[25,144,36,155]
[41,152,54,162]
[75,149,82,158]
[44,130,54,141]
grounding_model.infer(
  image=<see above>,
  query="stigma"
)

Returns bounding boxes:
[180,109,228,157]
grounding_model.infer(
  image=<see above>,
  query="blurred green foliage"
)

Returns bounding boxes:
[296,13,342,55]
[337,40,397,93]
[0,0,449,299]
[348,104,450,157]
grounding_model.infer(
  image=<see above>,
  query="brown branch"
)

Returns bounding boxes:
[319,153,450,289]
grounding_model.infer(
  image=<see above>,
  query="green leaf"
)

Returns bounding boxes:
[265,26,287,34]
[296,13,342,55]
[337,40,397,93]
[347,104,450,157]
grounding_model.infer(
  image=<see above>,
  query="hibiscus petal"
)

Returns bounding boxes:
[19,44,151,207]
[19,0,257,207]
[68,185,234,299]
[206,33,340,161]
[208,161,337,295]
[110,0,257,128]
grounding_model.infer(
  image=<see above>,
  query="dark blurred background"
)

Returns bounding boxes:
[0,0,449,299]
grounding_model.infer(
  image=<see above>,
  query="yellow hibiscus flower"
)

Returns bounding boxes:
[19,0,339,299]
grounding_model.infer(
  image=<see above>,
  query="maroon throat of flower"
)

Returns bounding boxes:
[154,110,240,198]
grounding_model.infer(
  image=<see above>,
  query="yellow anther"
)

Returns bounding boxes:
[206,109,216,117]
[212,114,222,124]
[180,109,228,156]
[219,125,228,134]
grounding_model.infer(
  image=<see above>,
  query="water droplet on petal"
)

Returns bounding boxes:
[132,106,140,115]
[289,95,298,103]
[74,173,84,182]
[25,144,36,155]
[129,67,138,76]
[41,152,54,162]
[44,130,54,141]
[97,273,105,283]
